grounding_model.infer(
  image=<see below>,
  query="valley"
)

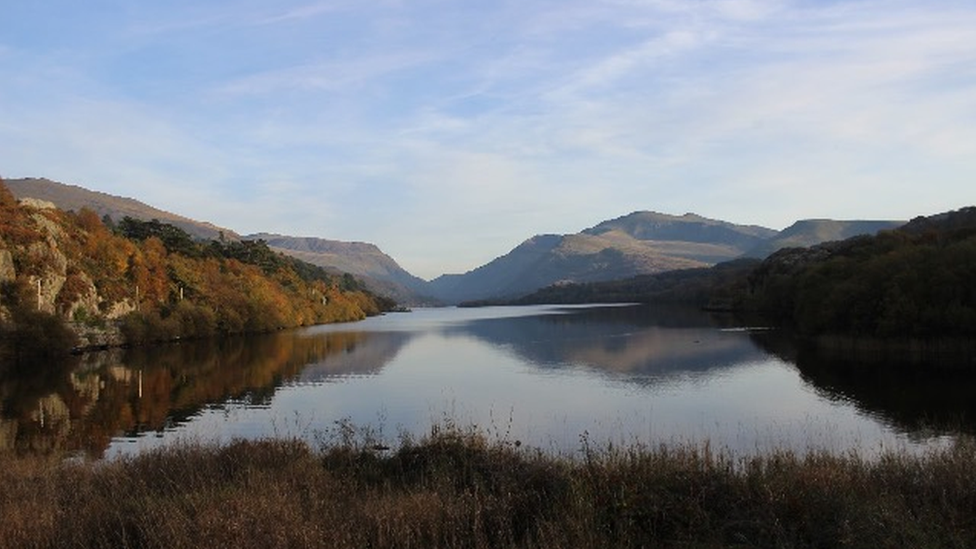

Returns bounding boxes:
[3,177,905,305]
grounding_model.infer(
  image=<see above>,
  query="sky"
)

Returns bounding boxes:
[2,0,975,279]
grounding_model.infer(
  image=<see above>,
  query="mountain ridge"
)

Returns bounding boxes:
[5,176,907,305]
[4,177,429,304]
[428,211,778,303]
[4,177,239,242]
[248,233,434,305]
[743,219,905,258]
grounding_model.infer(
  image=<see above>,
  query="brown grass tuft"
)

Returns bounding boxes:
[1,427,975,548]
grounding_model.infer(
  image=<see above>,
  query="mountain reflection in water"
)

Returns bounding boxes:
[2,304,972,458]
[443,306,765,381]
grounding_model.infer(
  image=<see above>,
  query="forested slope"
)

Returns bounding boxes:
[747,207,976,338]
[512,207,976,340]
[0,180,393,357]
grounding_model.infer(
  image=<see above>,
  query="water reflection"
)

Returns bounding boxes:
[446,306,765,380]
[751,331,976,438]
[3,305,974,458]
[296,331,411,383]
[0,330,393,457]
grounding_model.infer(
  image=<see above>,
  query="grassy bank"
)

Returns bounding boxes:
[2,426,975,549]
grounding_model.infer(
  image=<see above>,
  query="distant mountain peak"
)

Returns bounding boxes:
[742,219,905,258]
[429,210,777,303]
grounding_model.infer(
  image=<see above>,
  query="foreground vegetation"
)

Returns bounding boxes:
[2,426,975,549]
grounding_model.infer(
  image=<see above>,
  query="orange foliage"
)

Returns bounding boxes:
[74,208,103,234]
[0,177,15,208]
[2,187,391,346]
[0,181,40,247]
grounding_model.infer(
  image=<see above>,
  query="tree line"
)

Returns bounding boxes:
[746,208,976,338]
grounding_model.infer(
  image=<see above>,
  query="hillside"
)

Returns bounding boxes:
[743,219,904,258]
[4,178,239,242]
[0,179,393,357]
[249,234,434,305]
[428,212,776,303]
[747,207,976,338]
[5,177,427,303]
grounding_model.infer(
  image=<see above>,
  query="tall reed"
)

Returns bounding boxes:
[2,425,974,548]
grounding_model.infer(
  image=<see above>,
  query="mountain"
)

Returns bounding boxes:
[4,178,239,242]
[743,219,904,258]
[511,205,976,342]
[585,211,777,261]
[247,234,434,305]
[428,212,778,304]
[0,181,393,355]
[430,212,904,305]
[6,177,913,307]
[4,177,428,303]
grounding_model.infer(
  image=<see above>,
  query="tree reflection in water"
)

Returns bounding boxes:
[4,305,974,458]
[750,331,976,438]
[0,330,389,457]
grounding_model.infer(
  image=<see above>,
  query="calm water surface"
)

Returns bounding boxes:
[2,304,972,458]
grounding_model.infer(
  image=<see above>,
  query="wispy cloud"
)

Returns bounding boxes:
[215,51,438,96]
[567,30,705,91]
[254,2,350,25]
[2,0,975,277]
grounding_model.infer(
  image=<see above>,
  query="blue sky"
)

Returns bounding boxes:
[2,0,974,279]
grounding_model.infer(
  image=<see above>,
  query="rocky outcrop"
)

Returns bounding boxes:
[104,299,136,320]
[28,259,68,316]
[61,272,100,321]
[1,197,125,346]
[19,197,57,210]
[2,178,396,357]
[70,322,125,351]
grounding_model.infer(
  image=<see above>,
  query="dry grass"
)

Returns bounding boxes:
[2,425,975,549]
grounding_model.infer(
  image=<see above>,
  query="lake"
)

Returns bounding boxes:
[2,304,973,459]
